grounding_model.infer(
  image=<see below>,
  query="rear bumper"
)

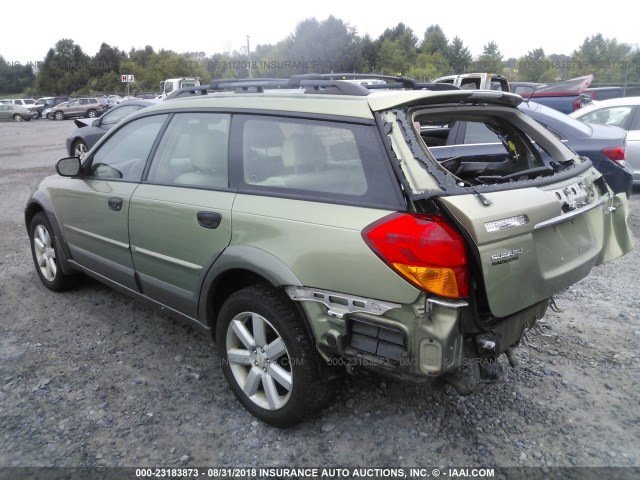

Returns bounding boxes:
[290,287,549,382]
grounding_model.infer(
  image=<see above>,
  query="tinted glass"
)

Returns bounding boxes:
[579,106,633,129]
[101,105,141,126]
[242,117,368,195]
[87,114,168,181]
[235,116,401,208]
[146,113,230,189]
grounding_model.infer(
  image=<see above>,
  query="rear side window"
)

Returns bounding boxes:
[235,115,401,208]
[579,106,633,129]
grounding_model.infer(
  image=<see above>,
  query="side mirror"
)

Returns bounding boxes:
[56,157,81,177]
[92,118,100,127]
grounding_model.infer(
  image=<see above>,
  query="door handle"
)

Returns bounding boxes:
[108,197,123,211]
[197,211,222,229]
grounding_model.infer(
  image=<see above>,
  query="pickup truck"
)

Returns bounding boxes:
[433,73,594,114]
[519,75,594,114]
[432,73,509,92]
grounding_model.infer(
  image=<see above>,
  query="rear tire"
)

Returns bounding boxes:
[54,111,64,121]
[216,284,333,427]
[13,114,23,122]
[29,212,78,291]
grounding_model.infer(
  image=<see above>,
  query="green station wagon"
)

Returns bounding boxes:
[26,75,634,426]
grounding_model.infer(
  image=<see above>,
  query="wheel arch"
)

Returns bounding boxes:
[198,246,304,337]
[25,195,76,275]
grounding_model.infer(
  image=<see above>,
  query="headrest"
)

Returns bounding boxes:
[190,130,227,172]
[282,134,326,170]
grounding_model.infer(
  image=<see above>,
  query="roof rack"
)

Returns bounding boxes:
[165,73,460,99]
[289,73,460,92]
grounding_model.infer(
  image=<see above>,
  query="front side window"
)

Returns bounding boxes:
[87,114,168,181]
[146,113,230,189]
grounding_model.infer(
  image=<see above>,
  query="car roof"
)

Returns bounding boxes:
[146,89,523,120]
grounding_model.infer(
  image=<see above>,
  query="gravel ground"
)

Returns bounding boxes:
[1,120,639,475]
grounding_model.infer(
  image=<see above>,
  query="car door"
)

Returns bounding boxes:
[0,105,9,120]
[49,114,169,290]
[61,100,79,117]
[128,112,234,317]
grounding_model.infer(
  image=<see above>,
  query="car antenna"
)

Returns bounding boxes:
[523,84,540,106]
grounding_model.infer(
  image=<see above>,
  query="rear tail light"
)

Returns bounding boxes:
[572,98,582,111]
[602,146,626,162]
[362,213,469,298]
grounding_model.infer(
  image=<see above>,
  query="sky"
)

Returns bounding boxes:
[1,1,638,66]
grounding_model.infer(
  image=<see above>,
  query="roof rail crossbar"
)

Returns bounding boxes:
[289,73,415,86]
[209,78,290,91]
[292,79,369,96]
[167,74,461,100]
[165,85,214,100]
[208,76,370,96]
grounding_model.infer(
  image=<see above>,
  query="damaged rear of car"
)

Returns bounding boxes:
[335,89,634,390]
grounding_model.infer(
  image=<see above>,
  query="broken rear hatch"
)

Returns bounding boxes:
[372,90,634,318]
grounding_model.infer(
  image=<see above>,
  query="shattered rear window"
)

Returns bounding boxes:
[404,106,582,190]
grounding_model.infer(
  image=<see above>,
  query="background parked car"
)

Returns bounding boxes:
[35,96,70,118]
[570,97,640,186]
[0,103,36,121]
[0,98,37,107]
[46,98,106,120]
[66,99,157,157]
[0,99,39,119]
[425,100,633,198]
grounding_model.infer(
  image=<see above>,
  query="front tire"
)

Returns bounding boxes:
[54,111,64,121]
[216,285,332,427]
[72,140,88,157]
[87,109,97,118]
[29,212,78,291]
[13,114,23,122]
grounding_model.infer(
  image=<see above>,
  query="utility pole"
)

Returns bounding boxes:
[247,35,252,78]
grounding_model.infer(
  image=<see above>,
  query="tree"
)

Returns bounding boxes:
[475,41,503,72]
[377,38,407,75]
[446,36,472,74]
[516,48,557,83]
[86,43,126,93]
[35,39,91,94]
[357,34,379,72]
[377,23,418,66]
[407,52,450,81]
[0,56,35,94]
[569,34,632,83]
[266,16,362,75]
[420,25,449,57]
